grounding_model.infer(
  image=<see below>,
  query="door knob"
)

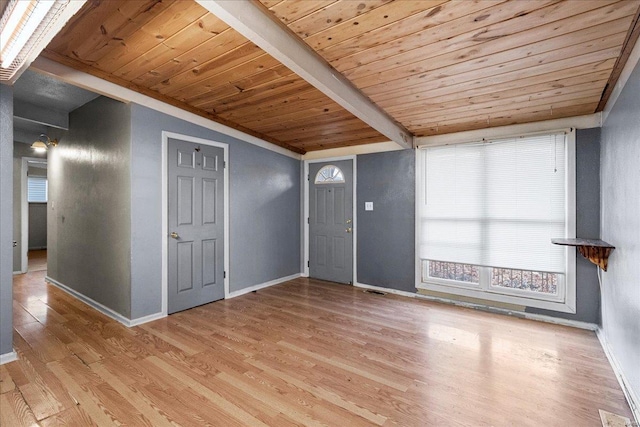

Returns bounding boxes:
[346,227,352,233]
[346,219,352,224]
[170,232,179,239]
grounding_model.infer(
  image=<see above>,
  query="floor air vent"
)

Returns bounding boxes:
[363,289,387,296]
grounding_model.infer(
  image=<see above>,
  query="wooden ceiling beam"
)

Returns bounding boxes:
[195,0,413,149]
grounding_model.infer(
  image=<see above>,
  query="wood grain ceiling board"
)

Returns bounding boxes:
[42,0,386,153]
[260,0,640,137]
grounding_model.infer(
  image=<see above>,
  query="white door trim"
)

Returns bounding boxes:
[161,131,230,316]
[303,155,357,285]
[21,157,47,273]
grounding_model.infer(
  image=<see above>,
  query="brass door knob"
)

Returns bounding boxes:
[346,227,352,233]
[170,232,179,239]
[346,219,352,224]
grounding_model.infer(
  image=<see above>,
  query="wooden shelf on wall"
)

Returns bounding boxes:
[552,238,615,271]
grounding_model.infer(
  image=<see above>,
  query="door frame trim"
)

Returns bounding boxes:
[21,156,48,273]
[303,156,357,285]
[161,131,230,316]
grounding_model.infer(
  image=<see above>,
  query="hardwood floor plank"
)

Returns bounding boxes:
[90,361,175,427]
[47,359,119,426]
[39,406,99,427]
[0,390,39,427]
[146,355,269,427]
[4,271,633,426]
[0,365,16,394]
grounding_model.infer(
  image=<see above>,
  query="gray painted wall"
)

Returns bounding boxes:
[600,60,640,407]
[0,84,14,356]
[12,143,46,271]
[357,150,415,292]
[357,133,602,323]
[48,97,132,318]
[28,204,47,249]
[527,128,601,323]
[130,104,300,319]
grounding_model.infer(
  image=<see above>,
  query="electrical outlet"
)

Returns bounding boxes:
[365,202,373,211]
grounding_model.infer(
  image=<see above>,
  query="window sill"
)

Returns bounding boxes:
[417,281,577,314]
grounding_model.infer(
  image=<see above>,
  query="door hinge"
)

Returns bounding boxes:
[224,271,226,279]
[307,260,310,268]
[307,174,310,181]
[307,217,310,224]
[223,161,226,169]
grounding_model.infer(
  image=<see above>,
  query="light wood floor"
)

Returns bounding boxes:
[27,250,47,272]
[2,271,632,426]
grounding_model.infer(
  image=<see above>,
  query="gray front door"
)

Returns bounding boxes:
[168,138,224,314]
[309,160,353,284]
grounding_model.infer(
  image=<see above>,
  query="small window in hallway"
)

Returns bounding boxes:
[27,176,47,203]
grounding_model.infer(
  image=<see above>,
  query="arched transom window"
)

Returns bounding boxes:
[314,165,345,184]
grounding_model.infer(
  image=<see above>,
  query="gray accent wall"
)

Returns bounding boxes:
[130,104,300,319]
[357,150,415,292]
[527,128,602,323]
[600,60,640,408]
[0,84,14,356]
[48,97,133,318]
[356,132,603,323]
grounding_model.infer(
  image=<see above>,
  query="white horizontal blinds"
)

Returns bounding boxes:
[485,135,566,272]
[420,133,567,273]
[27,176,47,202]
[420,144,485,265]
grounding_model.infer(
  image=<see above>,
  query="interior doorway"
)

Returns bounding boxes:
[21,157,48,273]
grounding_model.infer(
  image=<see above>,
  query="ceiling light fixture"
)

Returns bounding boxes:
[31,134,58,152]
[1,1,55,69]
[0,0,86,83]
[0,1,30,53]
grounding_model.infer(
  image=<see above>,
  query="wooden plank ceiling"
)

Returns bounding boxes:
[43,0,640,153]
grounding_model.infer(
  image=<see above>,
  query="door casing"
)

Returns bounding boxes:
[303,156,357,285]
[162,131,229,316]
[20,157,47,274]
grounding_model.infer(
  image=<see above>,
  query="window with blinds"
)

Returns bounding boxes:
[417,132,576,311]
[27,176,47,203]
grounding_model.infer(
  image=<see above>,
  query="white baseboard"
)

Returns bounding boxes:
[354,282,598,331]
[227,273,302,299]
[46,276,134,327]
[129,311,165,327]
[13,271,23,275]
[597,328,640,424]
[0,351,18,365]
[355,282,417,299]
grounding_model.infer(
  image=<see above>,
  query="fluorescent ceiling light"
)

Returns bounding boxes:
[1,0,55,68]
[0,0,31,53]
